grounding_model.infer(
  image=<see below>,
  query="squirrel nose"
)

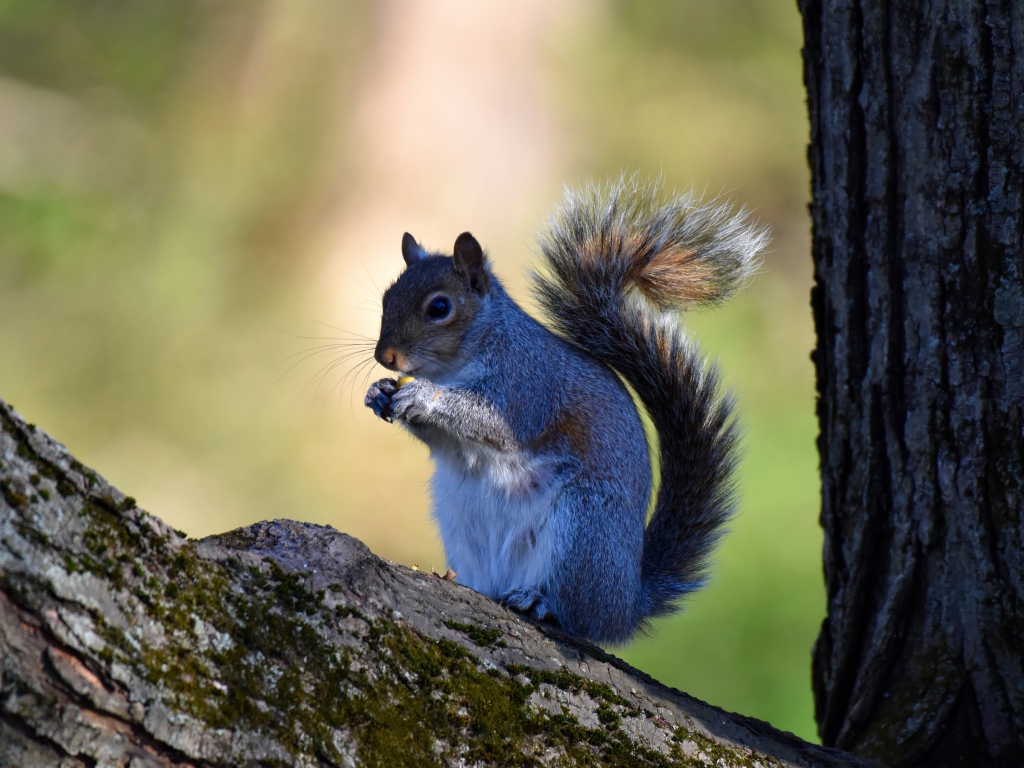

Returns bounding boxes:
[377,347,396,368]
[376,346,408,371]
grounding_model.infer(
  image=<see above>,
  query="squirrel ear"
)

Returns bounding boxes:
[453,232,489,296]
[401,232,429,266]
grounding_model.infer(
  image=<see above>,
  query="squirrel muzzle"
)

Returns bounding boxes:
[375,345,410,373]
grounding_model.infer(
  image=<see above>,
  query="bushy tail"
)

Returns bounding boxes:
[533,178,768,622]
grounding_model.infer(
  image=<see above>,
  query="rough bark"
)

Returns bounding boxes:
[800,0,1024,766]
[0,398,870,767]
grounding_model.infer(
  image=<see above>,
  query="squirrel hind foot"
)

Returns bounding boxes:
[500,587,557,626]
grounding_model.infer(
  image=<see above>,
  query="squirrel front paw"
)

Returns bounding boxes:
[390,378,437,423]
[365,378,399,422]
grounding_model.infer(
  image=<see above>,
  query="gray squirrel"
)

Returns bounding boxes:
[365,179,767,643]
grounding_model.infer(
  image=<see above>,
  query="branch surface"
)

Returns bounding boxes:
[0,398,875,767]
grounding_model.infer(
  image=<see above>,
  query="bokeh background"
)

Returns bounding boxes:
[0,0,821,741]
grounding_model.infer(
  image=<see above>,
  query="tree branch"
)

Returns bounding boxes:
[0,398,874,767]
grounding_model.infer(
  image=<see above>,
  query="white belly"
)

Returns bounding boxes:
[429,445,559,600]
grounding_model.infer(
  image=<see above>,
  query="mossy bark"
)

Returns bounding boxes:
[800,1,1024,766]
[0,398,873,767]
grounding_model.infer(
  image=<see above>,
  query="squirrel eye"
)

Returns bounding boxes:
[426,295,453,321]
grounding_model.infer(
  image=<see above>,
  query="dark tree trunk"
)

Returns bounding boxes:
[800,1,1024,766]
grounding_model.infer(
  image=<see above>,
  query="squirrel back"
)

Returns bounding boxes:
[532,179,766,622]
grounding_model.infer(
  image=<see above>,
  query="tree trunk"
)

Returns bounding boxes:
[800,1,1024,766]
[0,398,872,768]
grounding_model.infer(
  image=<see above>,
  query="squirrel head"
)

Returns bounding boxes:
[374,232,491,379]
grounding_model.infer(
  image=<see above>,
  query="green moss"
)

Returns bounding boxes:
[444,619,504,647]
[0,433,771,767]
[596,702,622,729]
[68,500,158,591]
[209,527,258,550]
[88,542,691,765]
[506,665,633,710]
[14,444,77,498]
[0,478,29,508]
[58,500,765,767]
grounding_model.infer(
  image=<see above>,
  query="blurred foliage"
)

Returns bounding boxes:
[0,0,822,744]
[0,1,192,102]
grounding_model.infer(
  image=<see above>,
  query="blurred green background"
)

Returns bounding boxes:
[0,0,821,742]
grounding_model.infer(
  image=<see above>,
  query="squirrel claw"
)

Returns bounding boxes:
[390,378,434,422]
[365,379,399,422]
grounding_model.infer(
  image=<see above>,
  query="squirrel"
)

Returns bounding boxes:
[364,179,767,643]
